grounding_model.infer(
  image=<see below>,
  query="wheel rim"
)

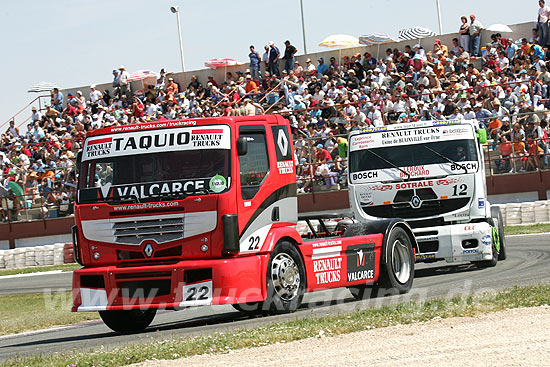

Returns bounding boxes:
[390,239,411,284]
[271,253,301,301]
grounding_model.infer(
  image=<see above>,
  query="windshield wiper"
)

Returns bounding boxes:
[367,149,410,181]
[422,145,468,174]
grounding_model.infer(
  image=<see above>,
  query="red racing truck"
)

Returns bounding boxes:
[72,115,417,333]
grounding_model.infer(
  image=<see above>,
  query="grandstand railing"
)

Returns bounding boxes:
[0,95,50,132]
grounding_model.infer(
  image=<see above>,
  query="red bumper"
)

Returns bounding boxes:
[72,255,269,312]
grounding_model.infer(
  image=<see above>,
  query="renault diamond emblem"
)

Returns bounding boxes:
[411,195,422,208]
[143,243,154,258]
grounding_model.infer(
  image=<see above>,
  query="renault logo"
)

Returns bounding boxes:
[411,195,422,208]
[143,243,154,258]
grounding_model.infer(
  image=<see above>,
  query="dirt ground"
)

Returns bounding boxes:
[133,306,550,367]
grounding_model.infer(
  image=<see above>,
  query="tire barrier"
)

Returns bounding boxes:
[1,199,549,270]
[0,243,75,270]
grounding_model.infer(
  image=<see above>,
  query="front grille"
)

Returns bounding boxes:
[113,216,184,245]
[117,245,182,260]
[119,279,172,298]
[418,240,439,253]
[362,198,470,219]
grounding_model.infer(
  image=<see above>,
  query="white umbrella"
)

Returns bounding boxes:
[319,34,361,64]
[486,24,513,33]
[27,81,58,93]
[359,33,397,58]
[398,27,437,46]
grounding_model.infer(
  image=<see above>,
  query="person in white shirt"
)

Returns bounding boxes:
[538,0,550,47]
[31,107,42,122]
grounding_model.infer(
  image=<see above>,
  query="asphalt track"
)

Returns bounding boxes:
[1,234,549,361]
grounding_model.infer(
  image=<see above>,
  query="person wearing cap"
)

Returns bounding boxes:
[247,46,260,81]
[268,41,281,77]
[118,65,131,97]
[432,39,448,59]
[112,69,120,90]
[31,106,42,122]
[469,14,484,57]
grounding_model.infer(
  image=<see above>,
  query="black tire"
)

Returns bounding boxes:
[232,302,262,314]
[492,206,507,261]
[473,241,498,269]
[346,224,415,299]
[262,241,306,314]
[99,309,157,333]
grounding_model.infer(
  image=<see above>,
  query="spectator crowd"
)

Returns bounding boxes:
[3,5,550,220]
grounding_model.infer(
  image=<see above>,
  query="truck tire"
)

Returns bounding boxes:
[262,241,306,313]
[346,224,414,299]
[99,309,157,333]
[491,206,506,261]
[232,302,262,314]
[474,207,505,268]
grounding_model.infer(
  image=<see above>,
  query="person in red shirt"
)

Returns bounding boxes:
[132,96,145,118]
[496,136,513,173]
[315,144,332,163]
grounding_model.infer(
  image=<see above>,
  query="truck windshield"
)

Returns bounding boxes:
[79,149,230,204]
[350,139,477,173]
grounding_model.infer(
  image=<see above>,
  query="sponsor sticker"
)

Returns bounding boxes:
[209,174,227,193]
[346,244,376,283]
[82,125,230,161]
[481,235,492,246]
[463,249,478,254]
[478,198,485,208]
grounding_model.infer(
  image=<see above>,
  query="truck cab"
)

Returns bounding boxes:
[348,119,505,265]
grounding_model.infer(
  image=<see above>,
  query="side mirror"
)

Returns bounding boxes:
[237,137,248,156]
[76,150,83,175]
[476,129,487,144]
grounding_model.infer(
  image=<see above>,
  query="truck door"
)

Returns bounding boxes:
[236,124,273,254]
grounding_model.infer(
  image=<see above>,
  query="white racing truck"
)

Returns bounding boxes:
[347,119,506,268]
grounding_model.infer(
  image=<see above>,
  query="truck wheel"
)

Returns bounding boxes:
[373,226,415,296]
[473,241,498,269]
[346,225,414,299]
[263,241,305,313]
[99,309,156,333]
[232,302,262,314]
[491,206,506,261]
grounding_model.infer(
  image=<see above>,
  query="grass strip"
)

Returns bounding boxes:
[0,263,81,277]
[3,284,550,367]
[504,223,550,235]
[0,292,98,336]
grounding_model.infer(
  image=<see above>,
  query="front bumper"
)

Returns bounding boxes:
[413,222,493,263]
[72,255,269,312]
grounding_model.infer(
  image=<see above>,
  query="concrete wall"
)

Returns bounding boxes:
[61,22,536,101]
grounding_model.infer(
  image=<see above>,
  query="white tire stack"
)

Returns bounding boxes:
[295,221,310,237]
[0,253,5,269]
[53,243,65,265]
[34,246,45,266]
[43,245,55,265]
[505,203,521,225]
[495,204,507,225]
[534,201,549,223]
[25,247,36,267]
[14,248,26,268]
[4,250,15,269]
[520,202,535,224]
